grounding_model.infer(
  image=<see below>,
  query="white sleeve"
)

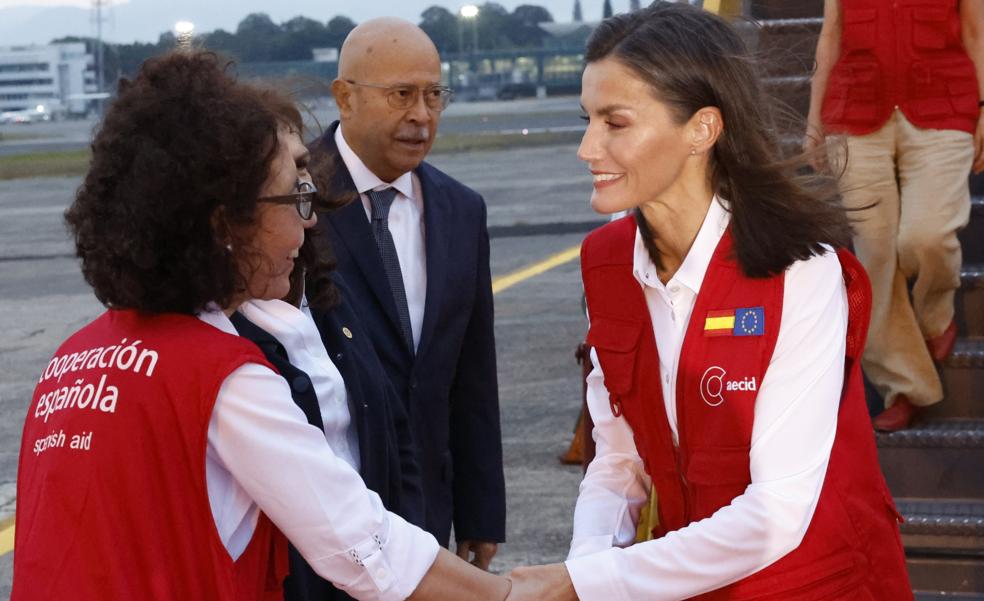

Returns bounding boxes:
[567,347,652,559]
[565,250,847,601]
[208,363,439,601]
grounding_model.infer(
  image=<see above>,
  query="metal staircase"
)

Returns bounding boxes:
[745,1,984,596]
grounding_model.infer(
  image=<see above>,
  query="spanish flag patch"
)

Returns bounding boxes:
[704,307,765,337]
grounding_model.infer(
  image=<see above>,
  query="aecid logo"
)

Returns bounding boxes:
[699,366,758,407]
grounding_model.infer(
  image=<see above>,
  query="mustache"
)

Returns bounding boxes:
[394,127,430,143]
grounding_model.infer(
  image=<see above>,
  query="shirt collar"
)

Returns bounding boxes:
[197,304,238,336]
[632,197,731,294]
[335,125,415,201]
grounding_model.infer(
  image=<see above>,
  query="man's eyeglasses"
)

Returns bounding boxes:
[345,80,454,112]
[258,180,317,220]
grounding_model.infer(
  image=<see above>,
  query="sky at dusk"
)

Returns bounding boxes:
[0,0,625,45]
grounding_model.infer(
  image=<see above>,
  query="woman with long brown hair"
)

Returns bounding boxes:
[506,4,910,600]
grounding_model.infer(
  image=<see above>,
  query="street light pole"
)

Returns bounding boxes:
[174,21,195,50]
[460,5,479,51]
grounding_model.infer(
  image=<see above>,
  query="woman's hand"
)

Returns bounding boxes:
[506,563,579,601]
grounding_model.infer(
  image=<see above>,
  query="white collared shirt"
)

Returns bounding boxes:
[566,199,848,600]
[198,308,438,601]
[335,126,426,351]
[238,298,360,471]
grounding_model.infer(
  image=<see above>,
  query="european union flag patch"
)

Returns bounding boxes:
[734,307,765,337]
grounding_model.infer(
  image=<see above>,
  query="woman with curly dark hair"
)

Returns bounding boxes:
[12,50,510,601]
[506,3,909,600]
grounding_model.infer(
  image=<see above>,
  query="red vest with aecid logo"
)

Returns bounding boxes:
[582,217,911,600]
[13,309,288,601]
[822,0,979,135]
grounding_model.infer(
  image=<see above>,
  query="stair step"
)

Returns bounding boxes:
[962,198,984,264]
[961,265,983,289]
[748,1,823,19]
[957,265,983,337]
[910,555,984,597]
[762,75,810,120]
[879,420,984,499]
[744,19,821,79]
[914,587,984,600]
[948,338,984,369]
[898,499,984,553]
[941,339,984,419]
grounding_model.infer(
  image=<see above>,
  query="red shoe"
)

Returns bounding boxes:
[872,395,920,432]
[926,320,957,364]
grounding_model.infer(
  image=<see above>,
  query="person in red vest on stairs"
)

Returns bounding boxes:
[503,4,912,600]
[805,0,984,431]
[12,50,511,601]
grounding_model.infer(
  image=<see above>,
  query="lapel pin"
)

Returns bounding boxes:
[342,326,353,339]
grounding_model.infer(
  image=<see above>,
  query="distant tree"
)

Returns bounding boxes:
[275,16,331,60]
[326,16,357,47]
[235,13,280,61]
[475,2,512,50]
[513,4,553,24]
[603,0,613,18]
[508,5,553,47]
[630,0,641,10]
[573,0,583,22]
[202,28,239,56]
[419,6,459,53]
[114,41,161,80]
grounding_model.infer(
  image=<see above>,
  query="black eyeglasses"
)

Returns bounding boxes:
[345,80,454,111]
[258,180,317,220]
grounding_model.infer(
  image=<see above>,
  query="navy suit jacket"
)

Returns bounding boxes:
[230,275,424,601]
[309,122,506,545]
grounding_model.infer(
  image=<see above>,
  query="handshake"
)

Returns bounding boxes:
[408,548,577,601]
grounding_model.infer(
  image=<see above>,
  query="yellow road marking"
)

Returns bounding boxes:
[0,517,13,557]
[492,243,581,295]
[0,242,585,560]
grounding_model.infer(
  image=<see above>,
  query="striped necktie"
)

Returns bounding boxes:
[367,187,414,354]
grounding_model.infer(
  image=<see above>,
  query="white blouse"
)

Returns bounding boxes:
[566,199,849,600]
[198,305,438,601]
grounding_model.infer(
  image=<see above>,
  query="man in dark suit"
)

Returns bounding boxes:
[309,17,506,569]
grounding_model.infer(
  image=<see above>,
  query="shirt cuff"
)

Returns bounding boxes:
[565,549,628,601]
[315,511,440,601]
[567,534,615,560]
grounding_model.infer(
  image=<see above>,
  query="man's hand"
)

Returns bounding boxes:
[456,539,498,571]
[506,564,578,601]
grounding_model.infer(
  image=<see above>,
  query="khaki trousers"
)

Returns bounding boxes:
[832,110,973,408]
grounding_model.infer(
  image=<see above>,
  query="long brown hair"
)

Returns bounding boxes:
[587,2,850,277]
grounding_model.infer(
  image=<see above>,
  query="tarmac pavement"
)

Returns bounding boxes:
[0,142,602,595]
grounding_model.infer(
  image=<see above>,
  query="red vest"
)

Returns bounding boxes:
[13,309,288,601]
[582,217,912,600]
[822,0,979,135]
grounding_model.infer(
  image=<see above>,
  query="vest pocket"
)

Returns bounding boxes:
[911,7,948,50]
[841,8,877,52]
[908,59,976,119]
[685,446,751,520]
[587,317,644,402]
[825,61,883,124]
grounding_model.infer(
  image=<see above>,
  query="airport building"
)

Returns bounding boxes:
[0,42,97,119]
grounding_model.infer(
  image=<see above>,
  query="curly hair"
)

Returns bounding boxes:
[65,50,293,314]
